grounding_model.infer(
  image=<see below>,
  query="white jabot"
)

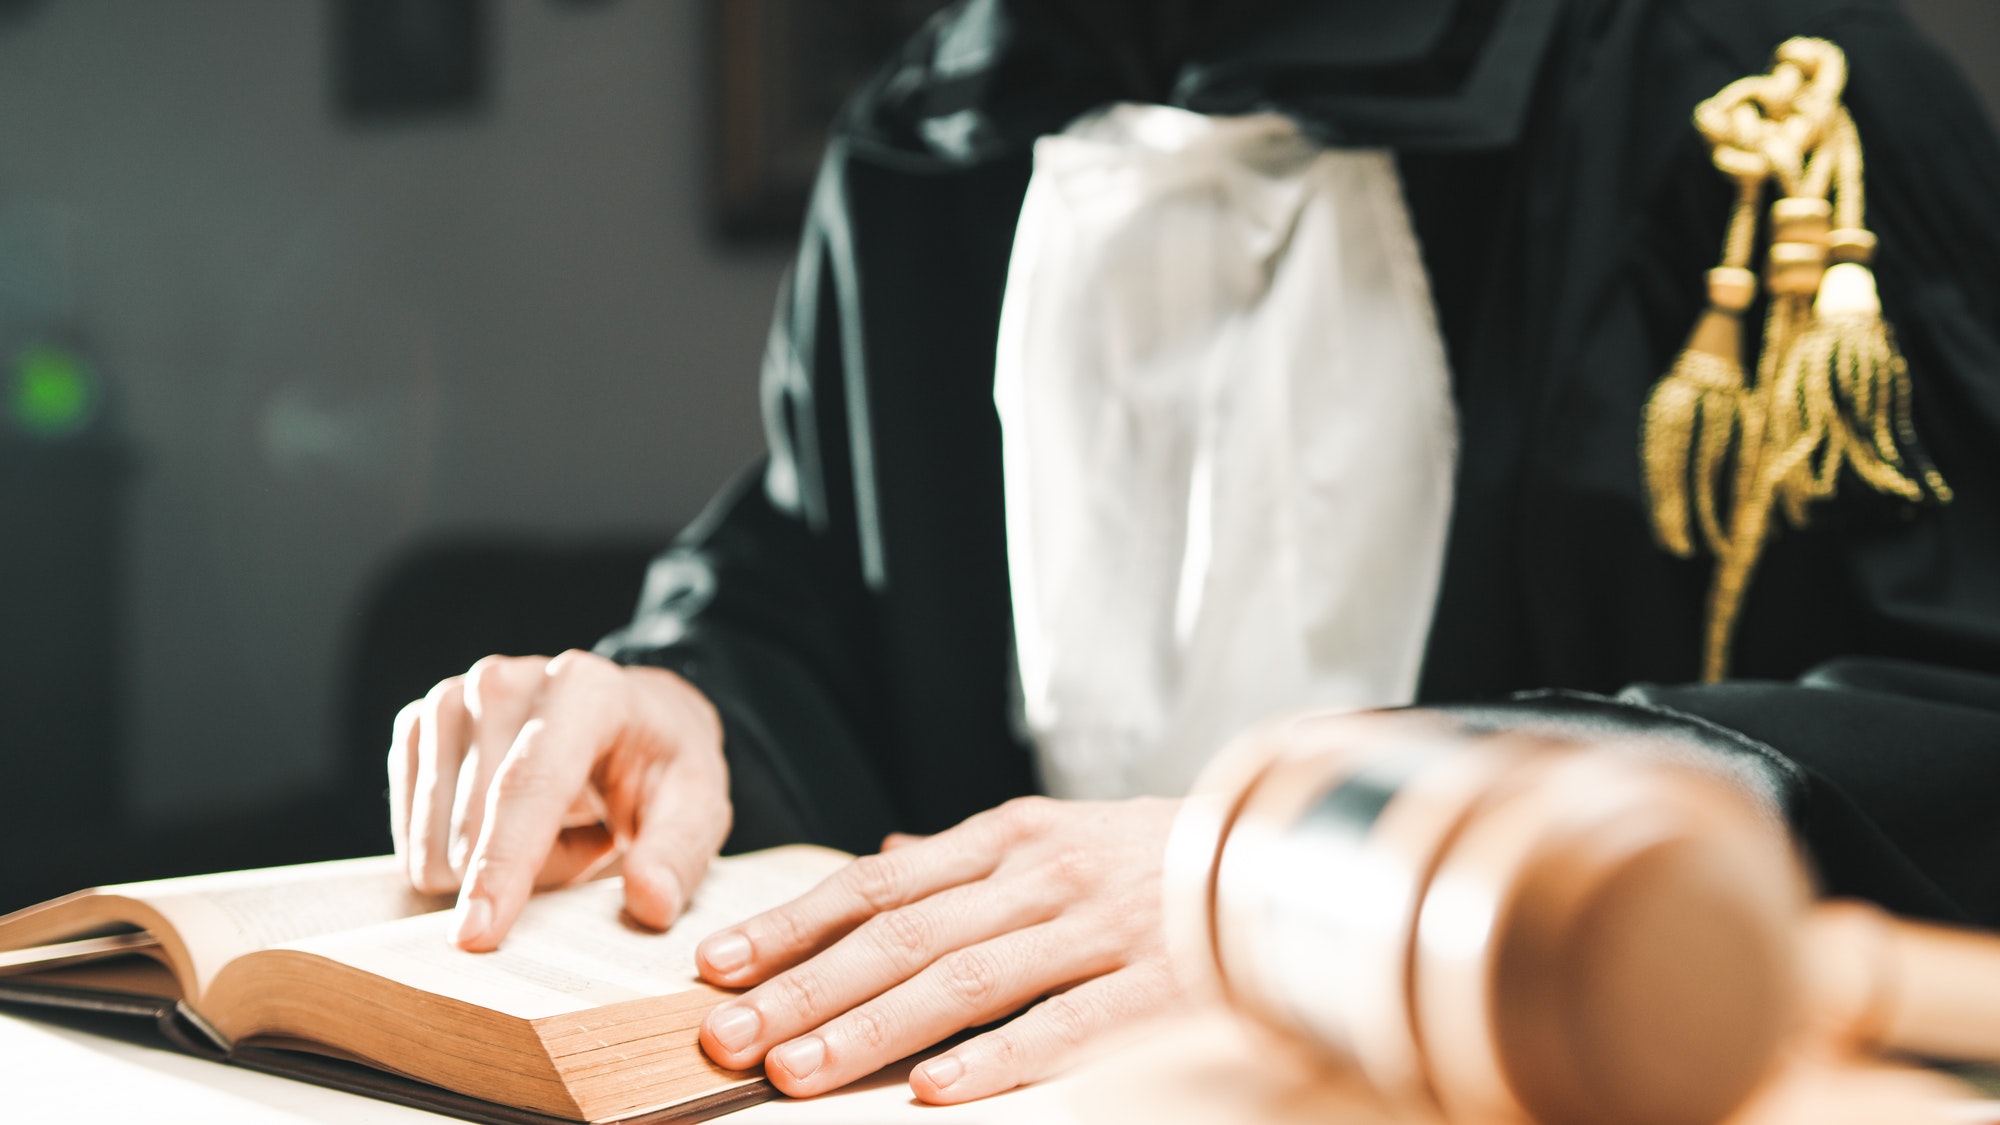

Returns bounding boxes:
[995,104,1459,800]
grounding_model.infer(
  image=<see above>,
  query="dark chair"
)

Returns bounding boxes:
[0,533,665,912]
[337,534,670,801]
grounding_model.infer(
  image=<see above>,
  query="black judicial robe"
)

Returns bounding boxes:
[598,0,2000,926]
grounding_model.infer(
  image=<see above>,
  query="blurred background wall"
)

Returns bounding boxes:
[0,0,1992,907]
[1910,0,2000,115]
[0,1,788,841]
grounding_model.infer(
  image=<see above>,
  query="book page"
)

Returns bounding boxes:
[16,956,183,999]
[0,932,161,975]
[282,846,851,1020]
[110,856,452,993]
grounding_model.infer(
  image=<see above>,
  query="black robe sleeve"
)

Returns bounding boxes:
[1433,668,2000,927]
[595,125,1043,853]
[1408,0,2000,926]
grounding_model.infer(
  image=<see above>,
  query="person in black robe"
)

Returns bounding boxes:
[390,0,2000,1102]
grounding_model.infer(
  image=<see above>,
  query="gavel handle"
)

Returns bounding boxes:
[1810,899,2000,1062]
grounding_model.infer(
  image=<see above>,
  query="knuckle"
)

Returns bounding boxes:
[410,868,459,896]
[407,843,460,893]
[1046,845,1098,891]
[465,652,507,680]
[840,1004,894,1053]
[938,947,1004,1009]
[758,906,815,955]
[997,795,1055,836]
[843,854,909,913]
[463,655,520,708]
[392,699,424,739]
[1039,993,1094,1050]
[491,756,559,804]
[868,908,936,966]
[544,648,612,690]
[465,834,529,885]
[423,675,465,711]
[448,790,480,841]
[984,1026,1029,1072]
[770,971,829,1022]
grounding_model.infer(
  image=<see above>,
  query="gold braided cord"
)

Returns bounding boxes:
[1642,166,1763,561]
[1639,38,1951,683]
[1832,112,1865,231]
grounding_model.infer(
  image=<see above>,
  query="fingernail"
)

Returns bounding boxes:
[700,932,751,976]
[706,1004,761,1053]
[769,1036,825,1081]
[452,896,492,947]
[627,860,683,927]
[918,1054,963,1090]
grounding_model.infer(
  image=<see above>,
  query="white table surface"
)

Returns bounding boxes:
[12,1002,2000,1125]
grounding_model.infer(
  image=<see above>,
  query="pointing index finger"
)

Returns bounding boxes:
[452,658,624,950]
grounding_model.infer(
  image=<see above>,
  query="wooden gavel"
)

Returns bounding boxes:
[1162,708,2000,1125]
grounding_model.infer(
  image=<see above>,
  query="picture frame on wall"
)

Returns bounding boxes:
[709,0,950,241]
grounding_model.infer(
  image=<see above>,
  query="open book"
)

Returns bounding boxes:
[0,845,852,1123]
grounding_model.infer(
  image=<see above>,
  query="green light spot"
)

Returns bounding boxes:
[10,344,98,437]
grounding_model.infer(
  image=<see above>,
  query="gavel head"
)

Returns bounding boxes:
[1163,708,1810,1125]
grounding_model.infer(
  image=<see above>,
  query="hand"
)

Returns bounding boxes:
[693,796,1183,1103]
[385,649,731,950]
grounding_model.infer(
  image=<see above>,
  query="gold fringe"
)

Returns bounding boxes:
[1643,309,1750,558]
[1639,39,1951,683]
[1776,263,1951,509]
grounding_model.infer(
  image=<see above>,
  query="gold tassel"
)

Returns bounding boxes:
[1643,269,1756,558]
[1759,196,1837,530]
[1639,39,1952,684]
[1770,244,1952,510]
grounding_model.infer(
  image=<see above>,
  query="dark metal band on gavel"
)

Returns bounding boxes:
[1161,709,2000,1125]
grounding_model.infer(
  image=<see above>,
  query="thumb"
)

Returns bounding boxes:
[618,759,728,930]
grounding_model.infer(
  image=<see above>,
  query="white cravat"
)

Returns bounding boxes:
[995,104,1458,799]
